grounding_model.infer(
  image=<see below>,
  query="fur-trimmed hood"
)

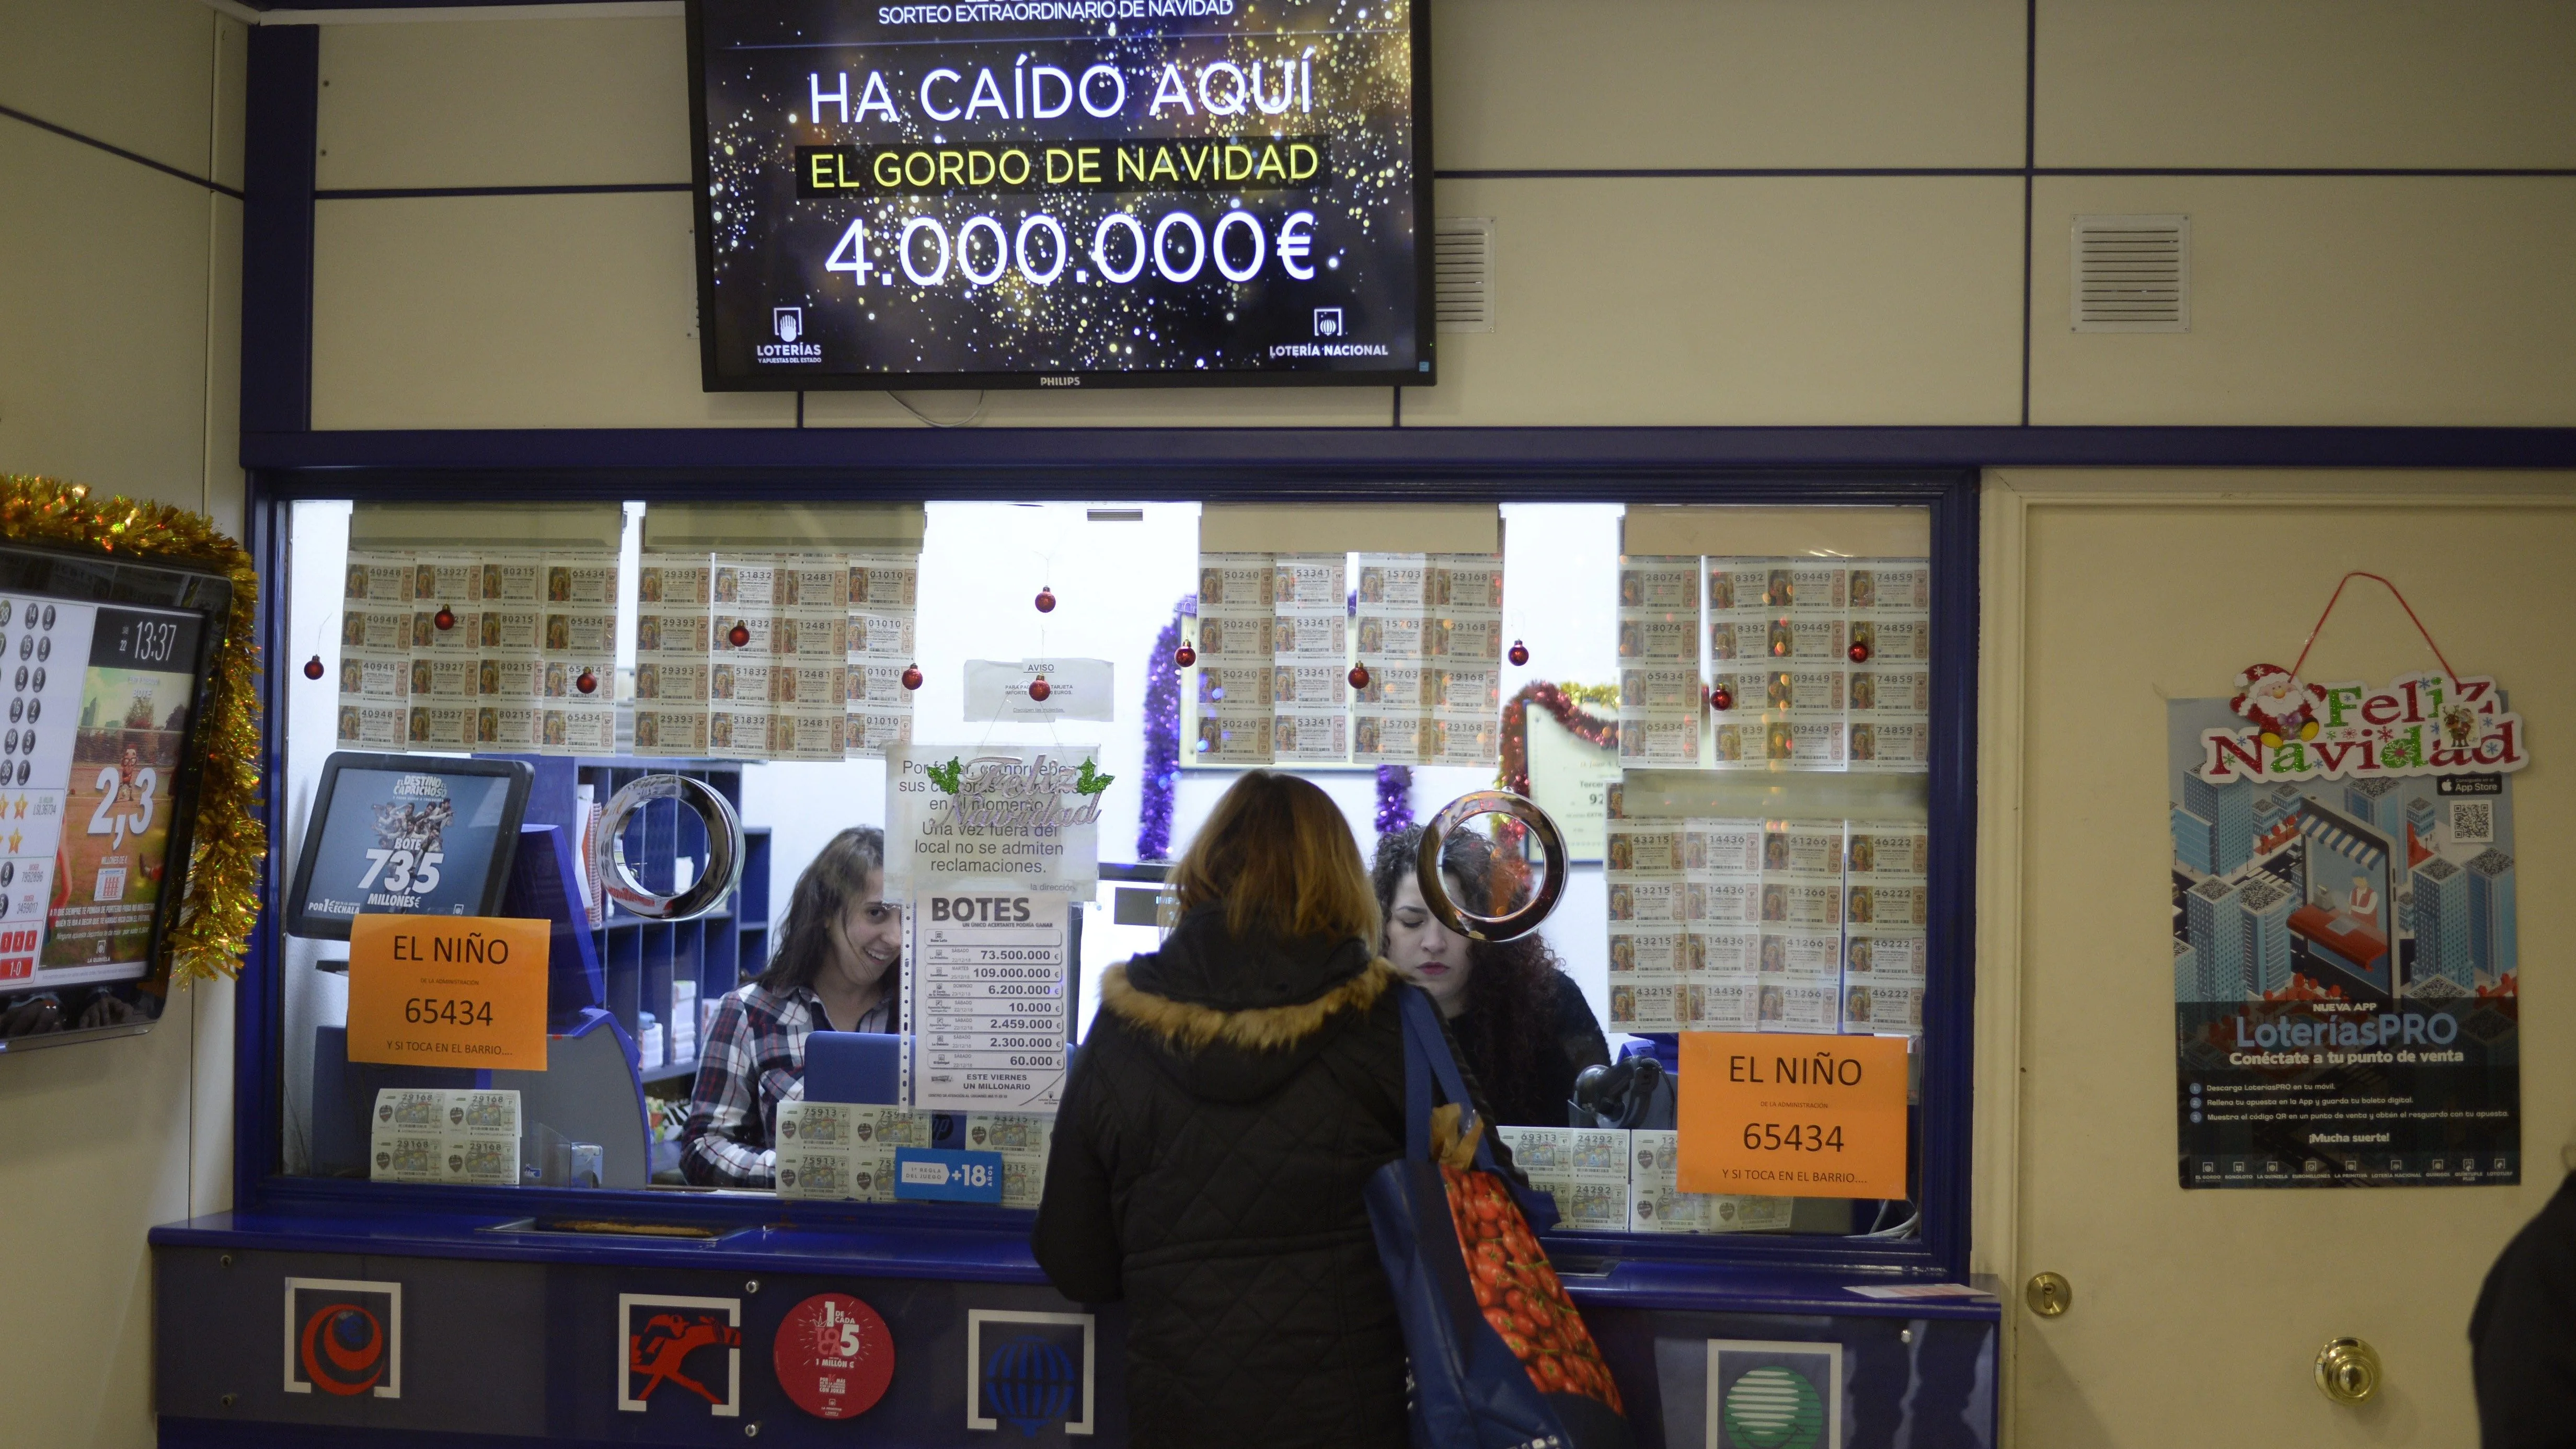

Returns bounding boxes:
[1098,904,1397,1102]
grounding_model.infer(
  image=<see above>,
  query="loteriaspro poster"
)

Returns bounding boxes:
[2170,670,2524,1188]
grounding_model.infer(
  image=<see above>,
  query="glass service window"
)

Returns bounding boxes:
[273,497,1940,1245]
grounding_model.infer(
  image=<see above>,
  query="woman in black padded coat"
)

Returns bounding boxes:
[1032,771,1410,1449]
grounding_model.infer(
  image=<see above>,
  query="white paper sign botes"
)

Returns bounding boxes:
[887,746,1105,893]
[963,658,1115,721]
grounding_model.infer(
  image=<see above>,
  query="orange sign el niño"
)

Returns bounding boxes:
[1677,1032,1909,1200]
[345,915,549,1071]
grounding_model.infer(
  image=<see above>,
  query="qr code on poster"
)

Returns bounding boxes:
[2450,800,2495,845]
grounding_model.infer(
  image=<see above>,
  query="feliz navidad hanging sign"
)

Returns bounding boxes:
[2192,571,2529,786]
[2193,667,2527,785]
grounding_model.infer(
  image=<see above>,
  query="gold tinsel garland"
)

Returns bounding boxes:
[1,476,262,983]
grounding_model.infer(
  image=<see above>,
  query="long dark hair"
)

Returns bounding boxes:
[1370,828,1565,1098]
[757,826,890,995]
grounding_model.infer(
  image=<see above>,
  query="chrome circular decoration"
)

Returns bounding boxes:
[1415,790,1568,944]
[594,774,746,922]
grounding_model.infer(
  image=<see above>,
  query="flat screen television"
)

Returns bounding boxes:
[285,753,535,941]
[0,543,232,1053]
[686,0,1433,390]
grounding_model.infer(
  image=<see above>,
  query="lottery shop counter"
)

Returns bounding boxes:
[150,1199,1998,1447]
[154,469,1995,1447]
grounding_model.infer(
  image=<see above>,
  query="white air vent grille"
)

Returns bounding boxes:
[2071,214,2190,332]
[1434,217,1496,333]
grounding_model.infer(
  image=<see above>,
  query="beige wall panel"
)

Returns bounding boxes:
[212,11,248,192]
[311,192,792,429]
[0,0,217,175]
[1995,472,2576,1446]
[0,126,214,506]
[317,17,691,190]
[0,1007,198,1448]
[2029,177,2576,426]
[2038,1,2576,168]
[1433,0,2026,170]
[803,386,1397,428]
[1407,177,2024,427]
[205,194,245,537]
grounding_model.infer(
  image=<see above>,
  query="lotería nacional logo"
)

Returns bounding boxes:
[965,1309,1093,1436]
[1312,306,1343,337]
[758,306,823,364]
[283,1278,402,1398]
[1708,1339,1842,1449]
[619,1294,743,1417]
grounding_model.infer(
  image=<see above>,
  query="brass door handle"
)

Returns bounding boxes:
[2024,1272,2072,1317]
[2315,1338,2380,1405]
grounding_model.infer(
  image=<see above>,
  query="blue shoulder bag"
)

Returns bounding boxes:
[1364,985,1634,1449]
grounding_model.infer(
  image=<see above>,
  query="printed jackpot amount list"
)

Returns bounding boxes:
[911,893,1070,1111]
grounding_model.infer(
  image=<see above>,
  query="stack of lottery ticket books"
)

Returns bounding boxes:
[774,1103,1053,1207]
[369,1087,522,1186]
[773,1102,928,1203]
[1497,1125,1793,1235]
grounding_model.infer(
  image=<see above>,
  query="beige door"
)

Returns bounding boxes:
[1980,472,2576,1446]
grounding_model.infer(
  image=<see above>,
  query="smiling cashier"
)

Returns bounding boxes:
[679,826,902,1187]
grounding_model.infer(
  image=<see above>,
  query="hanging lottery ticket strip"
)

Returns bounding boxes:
[337,510,623,756]
[1604,786,1926,1039]
[1187,548,1506,768]
[1615,555,1933,774]
[636,548,920,762]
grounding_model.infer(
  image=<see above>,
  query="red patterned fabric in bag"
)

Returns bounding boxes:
[1440,1162,1624,1413]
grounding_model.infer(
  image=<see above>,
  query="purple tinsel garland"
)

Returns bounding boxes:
[1136,594,1191,860]
[1375,765,1414,840]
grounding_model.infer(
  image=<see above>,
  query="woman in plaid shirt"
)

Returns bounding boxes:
[680,826,902,1186]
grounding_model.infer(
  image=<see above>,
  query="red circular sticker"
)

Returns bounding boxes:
[773,1293,894,1420]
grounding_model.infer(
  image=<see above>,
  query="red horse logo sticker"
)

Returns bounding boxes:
[617,1295,742,1417]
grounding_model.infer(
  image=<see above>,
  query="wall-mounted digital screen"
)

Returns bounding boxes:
[285,754,533,941]
[687,0,1432,390]
[0,544,231,1043]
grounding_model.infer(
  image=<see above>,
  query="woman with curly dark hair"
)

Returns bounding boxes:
[1371,829,1609,1127]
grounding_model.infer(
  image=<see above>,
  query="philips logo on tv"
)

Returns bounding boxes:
[757,307,822,364]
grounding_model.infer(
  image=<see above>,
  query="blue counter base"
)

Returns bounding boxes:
[154,1208,1995,1447]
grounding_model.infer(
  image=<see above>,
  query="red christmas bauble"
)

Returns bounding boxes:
[1348,664,1371,690]
[1034,586,1056,614]
[900,663,923,691]
[1508,640,1530,667]
[303,654,325,681]
[1174,644,1197,669]
[1709,683,1734,711]
[576,668,598,695]
[433,605,456,631]
[1847,641,1871,664]
[1028,677,1052,702]
[1769,638,1790,658]
[727,620,752,648]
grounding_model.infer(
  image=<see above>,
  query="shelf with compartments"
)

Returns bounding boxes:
[499,756,774,1081]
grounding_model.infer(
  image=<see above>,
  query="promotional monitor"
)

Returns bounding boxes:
[0,543,232,1051]
[285,753,534,941]
[686,0,1434,390]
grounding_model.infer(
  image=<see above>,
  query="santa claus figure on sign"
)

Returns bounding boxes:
[2230,663,2325,749]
